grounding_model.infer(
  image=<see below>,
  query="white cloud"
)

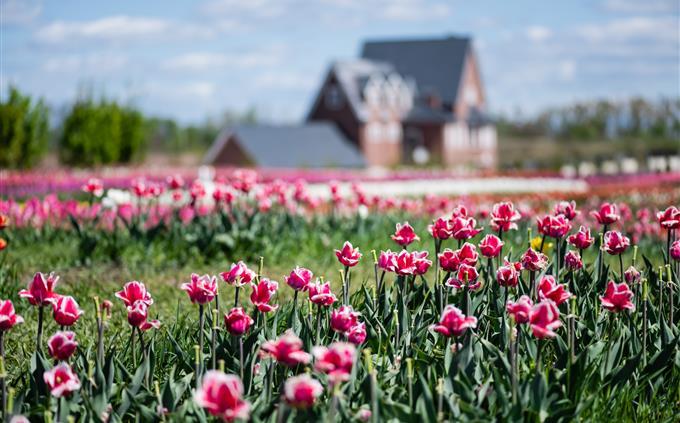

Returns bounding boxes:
[1,0,42,26]
[162,50,281,71]
[253,72,316,90]
[603,0,677,14]
[526,26,552,42]
[558,60,576,81]
[200,0,288,18]
[34,15,214,44]
[43,53,128,73]
[177,82,216,98]
[577,17,678,43]
[380,0,451,21]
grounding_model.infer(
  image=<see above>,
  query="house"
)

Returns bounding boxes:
[203,123,365,168]
[307,35,496,168]
[205,35,496,169]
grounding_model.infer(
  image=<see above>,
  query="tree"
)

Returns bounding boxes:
[0,86,49,168]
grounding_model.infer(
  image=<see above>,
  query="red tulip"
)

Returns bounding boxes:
[43,363,81,398]
[412,251,432,275]
[529,300,562,339]
[52,295,84,327]
[490,201,522,232]
[554,201,578,220]
[496,260,521,287]
[431,305,477,337]
[284,267,313,291]
[391,222,419,246]
[166,174,185,189]
[521,248,548,272]
[48,331,78,361]
[624,266,641,284]
[479,234,504,258]
[181,273,218,305]
[671,240,680,261]
[428,217,452,240]
[19,272,60,306]
[450,216,483,240]
[126,301,160,331]
[600,281,635,313]
[590,203,620,226]
[0,238,6,251]
[347,322,367,345]
[221,261,256,287]
[313,342,356,385]
[564,251,583,270]
[81,178,104,197]
[115,281,153,307]
[330,305,360,333]
[567,226,595,250]
[537,276,572,305]
[377,250,397,272]
[445,264,480,291]
[260,330,311,367]
[335,241,362,267]
[0,214,8,230]
[224,307,254,336]
[250,278,279,313]
[0,299,24,331]
[193,370,251,422]
[537,214,571,239]
[656,206,680,230]
[283,374,323,409]
[308,280,337,307]
[603,231,630,255]
[506,295,533,324]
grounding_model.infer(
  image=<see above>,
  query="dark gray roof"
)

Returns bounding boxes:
[204,123,365,168]
[405,103,456,124]
[361,36,470,104]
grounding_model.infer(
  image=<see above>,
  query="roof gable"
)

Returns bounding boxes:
[361,36,471,104]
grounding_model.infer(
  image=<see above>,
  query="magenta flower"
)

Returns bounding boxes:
[284,267,313,291]
[529,301,562,339]
[600,281,635,313]
[127,301,160,331]
[450,216,483,240]
[590,203,620,226]
[603,231,630,255]
[115,281,153,307]
[19,272,59,306]
[347,322,367,345]
[506,295,533,324]
[44,363,81,398]
[224,307,254,336]
[283,374,323,409]
[554,200,578,220]
[51,295,84,327]
[391,222,419,246]
[260,330,311,367]
[431,305,477,337]
[221,262,256,287]
[537,275,572,305]
[193,371,251,422]
[479,234,504,258]
[521,248,548,272]
[312,342,356,385]
[564,251,583,270]
[335,241,362,267]
[496,260,521,287]
[308,280,337,307]
[0,299,24,331]
[656,206,680,230]
[490,201,522,232]
[48,331,78,361]
[330,305,360,334]
[181,274,218,305]
[446,264,480,291]
[250,278,279,313]
[568,226,595,250]
[537,214,572,239]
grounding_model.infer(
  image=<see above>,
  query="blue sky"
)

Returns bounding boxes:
[1,0,678,124]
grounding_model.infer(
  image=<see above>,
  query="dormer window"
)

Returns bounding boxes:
[325,84,344,110]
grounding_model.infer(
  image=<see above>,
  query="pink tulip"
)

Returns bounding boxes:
[603,231,630,255]
[221,262,256,287]
[391,222,419,246]
[43,363,81,398]
[537,276,571,305]
[554,201,578,220]
[19,272,59,306]
[260,330,311,367]
[224,307,254,336]
[529,300,562,339]
[0,299,24,331]
[48,331,78,361]
[537,214,572,239]
[81,178,104,197]
[308,280,337,307]
[445,264,480,291]
[479,234,504,258]
[166,174,185,189]
[193,371,251,422]
[624,266,641,284]
[335,241,362,267]
[250,278,279,312]
[330,305,360,333]
[431,305,477,337]
[496,260,521,287]
[283,374,323,409]
[671,240,680,261]
[590,203,620,226]
[181,273,218,305]
[656,206,680,230]
[521,248,548,272]
[600,281,635,313]
[378,250,397,272]
[115,281,153,307]
[284,267,313,291]
[347,322,367,345]
[568,226,595,250]
[490,201,522,232]
[429,217,452,240]
[506,295,533,324]
[127,301,161,331]
[450,216,483,240]
[51,295,84,327]
[313,342,356,385]
[564,251,583,270]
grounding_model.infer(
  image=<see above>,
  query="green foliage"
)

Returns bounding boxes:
[0,86,50,168]
[59,98,146,166]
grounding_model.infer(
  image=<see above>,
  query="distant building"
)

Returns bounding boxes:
[205,35,496,169]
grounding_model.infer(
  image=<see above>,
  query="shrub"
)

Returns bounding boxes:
[0,86,49,168]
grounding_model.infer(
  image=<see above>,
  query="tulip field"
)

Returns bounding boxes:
[0,171,679,422]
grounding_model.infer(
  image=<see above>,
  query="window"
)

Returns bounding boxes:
[324,85,344,110]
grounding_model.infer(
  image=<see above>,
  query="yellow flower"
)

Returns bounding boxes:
[531,236,553,254]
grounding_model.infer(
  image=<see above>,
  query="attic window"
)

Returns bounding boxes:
[325,85,344,110]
